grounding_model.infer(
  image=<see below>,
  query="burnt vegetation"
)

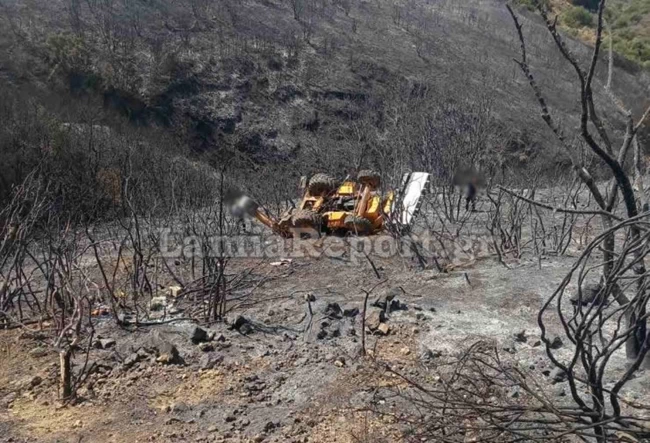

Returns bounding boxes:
[0,0,650,442]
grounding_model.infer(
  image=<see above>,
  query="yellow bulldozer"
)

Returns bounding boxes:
[232,171,430,237]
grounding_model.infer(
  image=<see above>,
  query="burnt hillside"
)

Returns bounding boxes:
[0,0,648,182]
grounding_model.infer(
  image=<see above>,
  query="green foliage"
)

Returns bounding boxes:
[571,0,600,12]
[562,6,593,28]
[511,0,550,12]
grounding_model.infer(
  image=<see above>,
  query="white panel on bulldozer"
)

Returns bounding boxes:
[398,172,430,227]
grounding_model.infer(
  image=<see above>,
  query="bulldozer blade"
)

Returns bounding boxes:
[392,172,430,230]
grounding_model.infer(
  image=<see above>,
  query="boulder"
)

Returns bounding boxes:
[190,326,210,344]
[156,343,181,365]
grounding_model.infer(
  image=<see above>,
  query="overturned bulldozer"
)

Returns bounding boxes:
[232,171,430,237]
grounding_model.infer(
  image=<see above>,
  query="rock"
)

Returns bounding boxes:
[509,388,520,398]
[240,323,254,335]
[324,303,342,319]
[343,307,359,317]
[550,368,567,384]
[99,338,116,349]
[514,330,527,343]
[400,347,411,355]
[198,343,214,352]
[365,308,386,331]
[150,296,167,311]
[571,282,603,306]
[156,343,180,365]
[191,326,210,344]
[549,336,563,350]
[168,285,182,298]
[376,323,390,335]
[389,299,407,312]
[215,334,226,342]
[123,352,145,368]
[0,392,17,408]
[29,347,48,358]
[231,316,254,335]
[334,356,346,367]
[420,349,442,362]
[316,330,328,340]
[199,354,223,370]
[29,376,42,388]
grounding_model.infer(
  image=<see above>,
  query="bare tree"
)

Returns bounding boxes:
[506,0,650,364]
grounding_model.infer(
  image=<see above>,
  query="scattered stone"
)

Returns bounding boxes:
[549,336,563,350]
[389,299,407,312]
[532,340,542,347]
[150,296,167,311]
[215,334,226,342]
[324,303,342,319]
[123,352,145,368]
[1,392,17,408]
[156,343,180,365]
[198,343,214,353]
[334,356,346,367]
[571,282,603,306]
[316,330,327,340]
[29,347,48,358]
[29,376,42,388]
[509,388,520,398]
[98,338,116,349]
[191,327,210,344]
[400,347,411,355]
[365,309,386,331]
[420,349,442,362]
[514,330,527,343]
[231,316,250,331]
[376,323,390,335]
[343,307,359,317]
[550,368,567,384]
[199,354,223,370]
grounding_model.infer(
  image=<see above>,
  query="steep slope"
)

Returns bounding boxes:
[0,0,648,181]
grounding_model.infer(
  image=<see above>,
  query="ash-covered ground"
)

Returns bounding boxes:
[2,232,648,443]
